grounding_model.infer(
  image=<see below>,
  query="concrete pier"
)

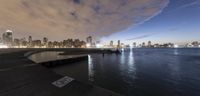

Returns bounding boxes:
[28,51,88,67]
[0,49,123,96]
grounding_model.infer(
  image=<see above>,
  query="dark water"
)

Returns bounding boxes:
[88,48,200,96]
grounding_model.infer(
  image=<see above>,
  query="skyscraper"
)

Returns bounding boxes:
[133,42,136,48]
[110,41,113,47]
[43,37,48,43]
[2,30,13,46]
[148,41,152,47]
[86,36,92,44]
[117,40,121,48]
[28,36,32,47]
[142,42,145,47]
[28,36,32,44]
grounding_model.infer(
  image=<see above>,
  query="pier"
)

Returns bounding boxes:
[0,49,123,96]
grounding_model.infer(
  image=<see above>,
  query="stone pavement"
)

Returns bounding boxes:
[0,50,123,96]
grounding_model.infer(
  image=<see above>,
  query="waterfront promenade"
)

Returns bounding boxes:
[0,48,122,96]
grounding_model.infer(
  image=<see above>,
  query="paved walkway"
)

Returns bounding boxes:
[0,50,123,96]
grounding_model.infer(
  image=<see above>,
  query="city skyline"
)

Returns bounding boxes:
[0,0,199,44]
[0,30,200,49]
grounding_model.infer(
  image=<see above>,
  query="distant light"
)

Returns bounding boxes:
[86,43,91,48]
[174,44,179,48]
[121,48,124,52]
[6,29,13,33]
[129,44,133,48]
[199,45,200,48]
[96,44,103,48]
[19,46,27,48]
[0,43,8,48]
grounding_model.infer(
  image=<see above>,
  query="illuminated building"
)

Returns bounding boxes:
[13,38,20,47]
[117,40,121,48]
[0,43,8,48]
[32,40,42,48]
[86,36,92,48]
[142,42,145,47]
[43,37,48,47]
[86,36,92,44]
[133,42,136,48]
[110,41,113,47]
[2,30,13,46]
[148,41,152,47]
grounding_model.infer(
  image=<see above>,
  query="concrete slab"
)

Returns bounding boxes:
[28,51,88,64]
[0,49,123,96]
[0,65,122,96]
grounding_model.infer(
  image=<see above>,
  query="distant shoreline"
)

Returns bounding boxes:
[0,47,199,55]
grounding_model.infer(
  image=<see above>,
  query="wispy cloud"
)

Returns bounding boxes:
[127,33,158,41]
[172,0,200,11]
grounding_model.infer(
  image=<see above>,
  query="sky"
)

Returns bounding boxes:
[0,0,199,45]
[102,0,200,45]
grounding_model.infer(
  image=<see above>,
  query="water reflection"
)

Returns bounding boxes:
[119,49,137,85]
[88,55,95,82]
[174,49,179,55]
[120,50,125,64]
[128,49,136,73]
[79,49,200,96]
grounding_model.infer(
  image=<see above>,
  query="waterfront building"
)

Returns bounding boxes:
[2,30,13,46]
[142,42,145,47]
[28,36,32,43]
[43,37,48,47]
[86,36,92,44]
[19,38,28,48]
[133,42,136,48]
[74,39,81,48]
[110,41,114,47]
[63,39,73,48]
[28,36,32,47]
[86,36,92,48]
[32,40,42,48]
[48,41,53,48]
[13,38,20,47]
[192,41,199,47]
[148,41,152,47]
[117,40,121,48]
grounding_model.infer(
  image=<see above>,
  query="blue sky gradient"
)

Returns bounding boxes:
[102,0,200,45]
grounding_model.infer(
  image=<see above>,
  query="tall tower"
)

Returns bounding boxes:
[117,40,121,48]
[28,36,32,47]
[133,42,136,48]
[43,37,48,44]
[110,41,113,47]
[142,42,145,47]
[86,36,92,44]
[2,30,13,46]
[28,36,32,43]
[148,41,152,47]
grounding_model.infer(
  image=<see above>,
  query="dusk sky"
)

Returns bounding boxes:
[0,0,199,45]
[102,0,200,45]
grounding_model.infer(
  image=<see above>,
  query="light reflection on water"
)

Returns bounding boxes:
[128,49,136,73]
[88,55,95,82]
[31,49,200,96]
[87,48,200,96]
[174,48,179,55]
